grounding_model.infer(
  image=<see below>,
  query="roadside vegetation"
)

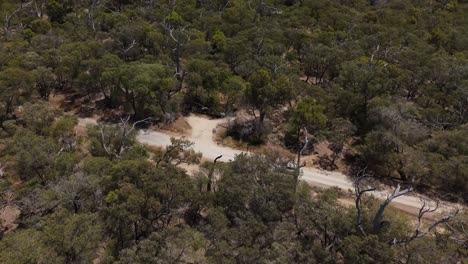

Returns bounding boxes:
[0,0,466,262]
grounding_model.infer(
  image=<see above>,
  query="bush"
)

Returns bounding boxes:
[29,19,51,34]
[225,120,269,145]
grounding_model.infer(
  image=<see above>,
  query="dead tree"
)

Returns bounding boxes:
[295,127,309,181]
[117,39,137,53]
[86,0,100,32]
[390,201,460,245]
[100,116,153,160]
[353,168,376,236]
[0,163,5,177]
[160,20,188,79]
[207,155,222,192]
[252,0,265,23]
[444,218,468,249]
[4,1,32,33]
[33,0,45,18]
[372,183,413,232]
[353,171,460,241]
[154,137,202,167]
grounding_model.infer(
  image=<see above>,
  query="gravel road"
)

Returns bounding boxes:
[78,115,458,216]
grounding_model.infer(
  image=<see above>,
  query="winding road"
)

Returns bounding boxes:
[78,115,458,216]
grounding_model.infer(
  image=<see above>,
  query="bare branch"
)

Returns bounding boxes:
[4,1,32,32]
[390,202,460,245]
[0,163,5,177]
[373,183,413,232]
[116,116,154,158]
[87,0,100,32]
[99,125,112,157]
[126,116,154,137]
[353,168,376,236]
[116,39,137,53]
[155,137,201,167]
[295,127,309,180]
[369,44,380,65]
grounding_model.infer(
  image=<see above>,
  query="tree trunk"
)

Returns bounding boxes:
[252,0,264,23]
[259,111,266,125]
[372,184,413,233]
[207,155,222,192]
[175,30,182,79]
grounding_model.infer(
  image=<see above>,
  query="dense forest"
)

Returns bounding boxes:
[0,0,467,263]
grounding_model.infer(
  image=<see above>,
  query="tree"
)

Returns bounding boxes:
[154,137,202,167]
[285,96,327,152]
[46,0,72,23]
[184,58,230,114]
[118,62,175,118]
[0,210,102,263]
[302,44,344,84]
[89,116,152,160]
[102,160,196,254]
[116,227,206,264]
[3,1,33,33]
[216,154,296,222]
[337,58,388,129]
[325,118,356,168]
[33,66,56,98]
[220,76,246,113]
[211,30,227,53]
[161,11,188,78]
[0,229,60,264]
[11,130,62,185]
[19,101,58,135]
[0,68,34,125]
[40,210,102,263]
[245,69,291,126]
[353,169,460,237]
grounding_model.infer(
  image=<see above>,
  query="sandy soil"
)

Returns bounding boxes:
[156,116,192,136]
[138,115,241,162]
[48,93,66,108]
[0,205,20,234]
[75,116,99,137]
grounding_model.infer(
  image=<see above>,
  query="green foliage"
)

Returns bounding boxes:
[285,96,327,150]
[153,137,202,167]
[115,62,175,117]
[216,154,296,221]
[116,227,206,264]
[341,235,395,263]
[288,97,327,134]
[88,122,140,160]
[0,229,60,264]
[165,11,183,26]
[245,69,292,125]
[46,0,72,23]
[20,101,58,135]
[0,67,34,121]
[184,58,231,113]
[0,211,101,263]
[211,30,227,53]
[29,19,51,34]
[0,0,467,262]
[40,210,102,263]
[11,129,60,184]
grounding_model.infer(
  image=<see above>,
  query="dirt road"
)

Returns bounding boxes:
[79,115,457,216]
